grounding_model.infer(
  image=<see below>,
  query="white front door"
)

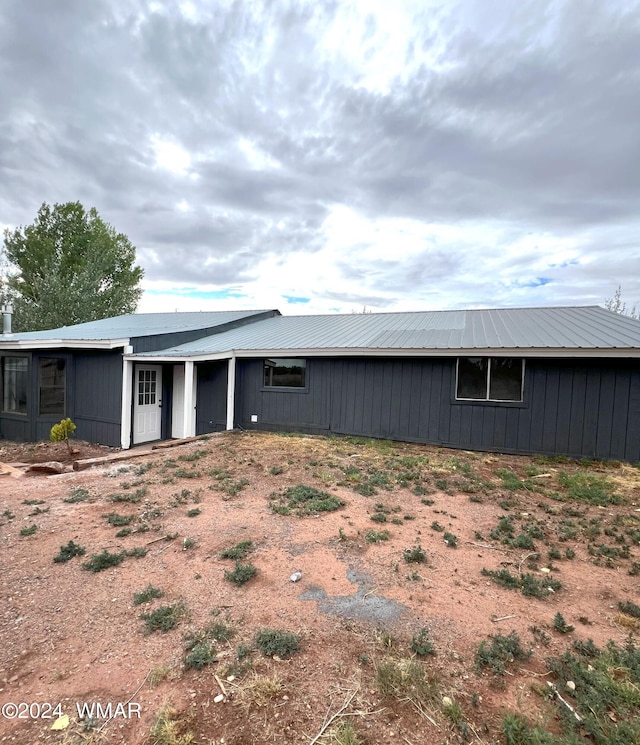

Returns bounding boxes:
[171,364,185,438]
[133,365,162,444]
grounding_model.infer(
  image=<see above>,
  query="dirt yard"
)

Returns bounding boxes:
[1,431,639,745]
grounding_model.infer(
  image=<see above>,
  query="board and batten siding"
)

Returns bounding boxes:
[233,356,640,461]
[195,361,228,434]
[69,350,123,447]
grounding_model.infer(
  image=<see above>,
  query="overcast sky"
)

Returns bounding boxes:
[1,0,639,316]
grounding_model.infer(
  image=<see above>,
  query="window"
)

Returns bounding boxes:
[39,358,66,415]
[138,368,157,405]
[2,357,28,414]
[456,357,523,402]
[263,359,307,388]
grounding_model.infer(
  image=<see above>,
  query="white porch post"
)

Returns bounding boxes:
[226,355,236,430]
[182,360,196,438]
[120,356,133,450]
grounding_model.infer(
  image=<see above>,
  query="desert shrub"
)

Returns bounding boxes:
[403,545,427,564]
[255,628,301,658]
[224,561,258,586]
[141,601,188,633]
[410,627,436,657]
[133,584,164,605]
[53,540,86,563]
[82,550,125,573]
[220,540,253,560]
[270,485,345,516]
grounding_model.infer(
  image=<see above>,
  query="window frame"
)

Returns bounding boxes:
[38,357,67,417]
[1,355,29,416]
[455,357,525,403]
[262,358,308,391]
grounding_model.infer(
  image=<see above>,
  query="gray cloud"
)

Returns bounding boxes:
[0,0,639,309]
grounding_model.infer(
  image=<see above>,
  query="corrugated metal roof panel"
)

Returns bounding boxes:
[134,305,640,357]
[3,310,275,341]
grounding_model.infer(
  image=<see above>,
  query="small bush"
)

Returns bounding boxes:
[224,561,258,586]
[365,530,390,544]
[619,600,640,619]
[82,550,125,573]
[184,641,217,670]
[63,488,90,503]
[410,627,436,657]
[552,612,574,634]
[53,540,86,563]
[443,531,458,548]
[186,508,201,517]
[220,540,254,560]
[141,601,188,633]
[476,631,531,675]
[255,628,301,658]
[431,521,444,532]
[20,524,38,536]
[134,584,165,605]
[270,485,345,516]
[403,544,427,564]
[50,417,76,453]
[106,512,135,526]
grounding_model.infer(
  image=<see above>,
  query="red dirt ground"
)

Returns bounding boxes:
[1,431,638,744]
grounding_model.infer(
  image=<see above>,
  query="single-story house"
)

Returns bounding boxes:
[1,305,640,461]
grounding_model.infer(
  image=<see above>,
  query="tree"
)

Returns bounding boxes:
[2,201,143,331]
[605,285,638,320]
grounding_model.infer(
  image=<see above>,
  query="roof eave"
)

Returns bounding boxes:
[125,345,640,362]
[0,337,130,351]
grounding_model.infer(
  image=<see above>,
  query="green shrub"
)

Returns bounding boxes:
[476,631,531,675]
[403,545,427,564]
[50,417,76,453]
[552,612,574,633]
[619,600,640,619]
[141,601,188,633]
[220,540,253,560]
[270,485,345,516]
[53,540,86,563]
[133,584,164,605]
[365,530,390,544]
[443,531,458,548]
[106,512,135,526]
[410,627,436,657]
[82,550,125,573]
[224,561,258,586]
[255,628,301,658]
[20,524,38,536]
[184,641,217,670]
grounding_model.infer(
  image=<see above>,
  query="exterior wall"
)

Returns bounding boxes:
[234,357,640,461]
[235,358,332,434]
[0,349,123,447]
[72,351,123,446]
[195,361,228,434]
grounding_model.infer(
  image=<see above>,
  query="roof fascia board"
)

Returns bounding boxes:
[0,338,130,351]
[126,346,640,362]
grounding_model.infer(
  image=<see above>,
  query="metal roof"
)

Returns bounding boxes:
[0,310,276,342]
[133,306,640,359]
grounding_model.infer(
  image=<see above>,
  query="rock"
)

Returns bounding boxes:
[214,694,224,703]
[442,696,453,707]
[566,680,576,691]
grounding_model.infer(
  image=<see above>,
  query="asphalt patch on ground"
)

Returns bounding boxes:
[300,565,406,624]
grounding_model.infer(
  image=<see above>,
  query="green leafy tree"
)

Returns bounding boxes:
[605,285,638,319]
[3,201,143,331]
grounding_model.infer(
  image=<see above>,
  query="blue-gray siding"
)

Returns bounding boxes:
[0,349,123,446]
[233,357,640,461]
[195,361,228,434]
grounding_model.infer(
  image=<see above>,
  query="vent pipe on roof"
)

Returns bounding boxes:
[2,304,13,336]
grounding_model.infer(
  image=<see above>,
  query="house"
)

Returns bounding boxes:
[2,305,640,461]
